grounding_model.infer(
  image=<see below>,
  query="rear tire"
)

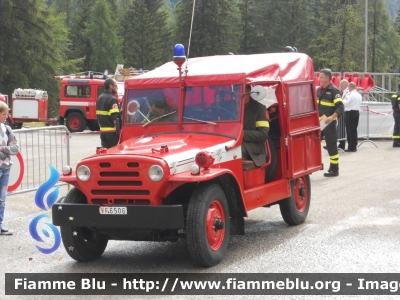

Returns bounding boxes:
[60,188,108,262]
[279,175,311,225]
[186,183,230,267]
[66,112,86,132]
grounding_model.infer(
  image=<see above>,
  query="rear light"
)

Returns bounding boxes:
[195,151,215,169]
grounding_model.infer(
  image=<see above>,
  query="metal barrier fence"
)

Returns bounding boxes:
[7,126,70,195]
[336,105,378,149]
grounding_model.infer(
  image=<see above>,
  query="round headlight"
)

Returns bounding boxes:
[77,165,91,181]
[148,165,164,182]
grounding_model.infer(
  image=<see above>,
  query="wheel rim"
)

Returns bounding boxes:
[69,117,81,130]
[294,177,308,212]
[206,200,226,250]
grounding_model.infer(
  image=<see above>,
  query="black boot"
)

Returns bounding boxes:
[324,164,339,177]
[324,169,339,177]
[393,142,400,147]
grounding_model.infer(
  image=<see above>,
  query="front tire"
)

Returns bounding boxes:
[279,175,311,225]
[60,187,108,261]
[186,183,230,267]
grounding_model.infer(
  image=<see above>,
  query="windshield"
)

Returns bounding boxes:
[125,85,241,125]
[126,88,179,124]
[183,85,240,121]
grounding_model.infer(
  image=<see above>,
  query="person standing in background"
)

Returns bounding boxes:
[338,79,350,150]
[0,102,19,235]
[342,82,362,152]
[317,69,344,177]
[96,78,120,148]
[390,83,400,147]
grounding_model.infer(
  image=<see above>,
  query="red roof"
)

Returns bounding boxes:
[125,53,315,88]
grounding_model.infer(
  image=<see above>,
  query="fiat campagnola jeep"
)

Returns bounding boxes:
[53,45,322,267]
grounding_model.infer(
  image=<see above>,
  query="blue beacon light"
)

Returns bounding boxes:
[173,44,186,67]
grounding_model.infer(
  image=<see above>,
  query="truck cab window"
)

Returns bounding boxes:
[65,86,91,97]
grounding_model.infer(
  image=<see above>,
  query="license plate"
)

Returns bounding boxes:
[99,207,127,215]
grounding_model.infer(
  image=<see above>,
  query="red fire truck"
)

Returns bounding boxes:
[55,73,124,132]
[53,49,323,267]
[4,89,58,129]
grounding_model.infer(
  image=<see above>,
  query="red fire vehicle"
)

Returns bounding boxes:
[55,73,124,132]
[53,49,322,267]
[5,89,58,129]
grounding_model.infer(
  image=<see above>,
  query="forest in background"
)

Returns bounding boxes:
[1,0,400,114]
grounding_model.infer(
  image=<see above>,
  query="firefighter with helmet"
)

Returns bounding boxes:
[317,69,344,177]
[391,83,400,147]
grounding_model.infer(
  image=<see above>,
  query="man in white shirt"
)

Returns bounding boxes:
[338,80,350,150]
[342,82,362,152]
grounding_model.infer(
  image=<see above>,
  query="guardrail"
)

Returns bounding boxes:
[7,126,70,195]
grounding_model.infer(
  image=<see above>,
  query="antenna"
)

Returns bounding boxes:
[184,0,196,73]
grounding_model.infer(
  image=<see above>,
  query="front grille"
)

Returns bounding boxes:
[100,172,139,177]
[114,199,150,205]
[91,199,150,205]
[91,190,150,195]
[98,181,142,186]
[92,199,108,205]
[99,162,111,168]
[127,162,139,168]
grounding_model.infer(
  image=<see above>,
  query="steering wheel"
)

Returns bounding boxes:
[199,106,236,120]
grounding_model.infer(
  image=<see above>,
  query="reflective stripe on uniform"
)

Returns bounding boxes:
[255,121,270,127]
[393,135,400,139]
[97,108,120,116]
[100,127,116,131]
[333,98,342,104]
[97,110,110,116]
[330,154,339,164]
[319,101,335,107]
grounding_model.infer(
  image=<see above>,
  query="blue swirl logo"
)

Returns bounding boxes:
[30,164,61,254]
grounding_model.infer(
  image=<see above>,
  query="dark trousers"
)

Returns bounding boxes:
[345,110,359,150]
[100,132,119,148]
[322,120,339,171]
[393,111,400,143]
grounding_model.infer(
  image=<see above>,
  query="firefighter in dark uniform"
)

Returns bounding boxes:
[242,85,270,167]
[391,84,400,147]
[96,78,120,148]
[317,69,344,177]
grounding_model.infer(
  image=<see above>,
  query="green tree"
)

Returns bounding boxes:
[70,0,96,71]
[309,4,365,71]
[121,0,162,69]
[369,0,400,72]
[85,0,123,72]
[175,0,239,57]
[0,0,81,115]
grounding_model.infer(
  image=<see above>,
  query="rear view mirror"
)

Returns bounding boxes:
[251,85,266,101]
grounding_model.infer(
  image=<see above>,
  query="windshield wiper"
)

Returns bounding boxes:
[183,117,217,125]
[142,111,177,127]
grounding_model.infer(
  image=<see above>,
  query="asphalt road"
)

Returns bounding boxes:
[1,132,399,300]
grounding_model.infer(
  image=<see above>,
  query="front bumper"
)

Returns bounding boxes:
[52,204,184,229]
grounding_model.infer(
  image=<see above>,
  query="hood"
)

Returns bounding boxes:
[100,133,241,174]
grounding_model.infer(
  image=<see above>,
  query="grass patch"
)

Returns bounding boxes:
[23,122,47,127]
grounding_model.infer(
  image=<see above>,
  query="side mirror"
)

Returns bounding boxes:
[251,85,266,101]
